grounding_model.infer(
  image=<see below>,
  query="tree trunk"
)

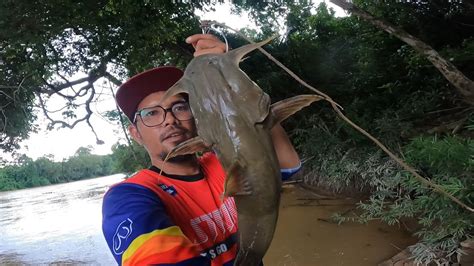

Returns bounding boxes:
[330,0,474,104]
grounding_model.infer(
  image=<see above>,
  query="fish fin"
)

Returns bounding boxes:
[223,160,252,197]
[165,136,211,159]
[159,80,188,105]
[227,37,276,65]
[267,95,323,127]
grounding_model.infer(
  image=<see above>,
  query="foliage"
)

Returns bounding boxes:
[0,0,205,151]
[0,146,116,191]
[332,136,473,264]
[1,0,473,263]
[110,141,149,175]
[242,2,473,263]
[104,108,150,174]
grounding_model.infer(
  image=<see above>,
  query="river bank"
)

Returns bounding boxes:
[264,185,416,265]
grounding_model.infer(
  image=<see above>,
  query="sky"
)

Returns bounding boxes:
[14,1,345,162]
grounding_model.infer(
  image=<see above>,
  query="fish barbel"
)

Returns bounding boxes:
[160,39,321,265]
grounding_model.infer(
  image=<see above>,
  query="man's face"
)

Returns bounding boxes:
[129,91,197,161]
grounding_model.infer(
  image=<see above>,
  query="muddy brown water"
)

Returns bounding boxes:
[264,186,416,265]
[0,175,415,265]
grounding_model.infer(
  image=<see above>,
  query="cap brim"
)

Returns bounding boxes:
[116,66,184,122]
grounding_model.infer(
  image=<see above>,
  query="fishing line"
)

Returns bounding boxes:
[201,20,230,53]
[204,21,473,213]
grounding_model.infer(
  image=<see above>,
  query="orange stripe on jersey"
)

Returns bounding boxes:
[131,245,202,265]
[122,226,198,265]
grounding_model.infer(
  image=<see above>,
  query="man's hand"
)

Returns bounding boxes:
[186,34,227,57]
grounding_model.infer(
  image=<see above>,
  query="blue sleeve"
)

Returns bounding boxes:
[280,161,302,181]
[102,183,209,265]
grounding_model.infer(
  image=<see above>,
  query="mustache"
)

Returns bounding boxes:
[159,125,189,142]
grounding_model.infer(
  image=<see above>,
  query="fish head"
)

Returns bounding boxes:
[160,38,275,125]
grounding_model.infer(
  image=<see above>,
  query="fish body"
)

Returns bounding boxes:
[161,40,321,265]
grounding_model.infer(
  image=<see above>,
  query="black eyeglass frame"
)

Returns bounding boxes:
[133,100,193,127]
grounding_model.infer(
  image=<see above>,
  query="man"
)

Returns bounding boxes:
[102,34,302,265]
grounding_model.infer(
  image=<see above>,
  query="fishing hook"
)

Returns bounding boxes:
[200,20,229,53]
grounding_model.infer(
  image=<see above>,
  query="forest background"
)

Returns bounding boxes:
[0,0,473,264]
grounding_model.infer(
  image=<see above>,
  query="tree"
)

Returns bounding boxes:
[0,0,207,152]
[225,2,474,262]
[330,0,474,104]
[0,147,117,190]
[110,142,149,175]
[74,146,93,156]
[1,1,473,263]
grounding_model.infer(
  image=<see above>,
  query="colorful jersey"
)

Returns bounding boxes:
[102,152,300,265]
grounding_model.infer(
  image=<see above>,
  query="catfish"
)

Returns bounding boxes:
[160,39,322,266]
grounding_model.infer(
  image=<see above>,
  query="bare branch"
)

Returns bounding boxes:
[0,108,7,134]
[35,103,69,114]
[39,75,93,97]
[85,84,104,145]
[56,71,79,95]
[0,90,14,101]
[455,21,474,28]
[36,83,95,130]
[33,71,106,146]
[104,72,122,87]
[108,80,138,159]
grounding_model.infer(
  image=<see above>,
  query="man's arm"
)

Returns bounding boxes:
[102,184,208,265]
[271,124,300,169]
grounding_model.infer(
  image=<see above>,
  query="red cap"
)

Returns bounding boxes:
[116,66,184,122]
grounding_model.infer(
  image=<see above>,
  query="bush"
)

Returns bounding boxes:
[331,136,473,264]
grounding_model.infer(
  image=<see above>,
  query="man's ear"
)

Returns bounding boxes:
[128,124,143,145]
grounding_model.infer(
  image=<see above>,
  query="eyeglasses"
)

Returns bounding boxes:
[133,101,193,127]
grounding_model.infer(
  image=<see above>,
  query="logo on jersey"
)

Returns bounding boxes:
[159,183,177,196]
[112,218,133,255]
[190,197,238,244]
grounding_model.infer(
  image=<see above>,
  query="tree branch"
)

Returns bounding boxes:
[108,80,138,160]
[85,84,104,145]
[330,0,474,104]
[36,83,95,130]
[104,71,122,86]
[215,22,474,213]
[39,71,104,98]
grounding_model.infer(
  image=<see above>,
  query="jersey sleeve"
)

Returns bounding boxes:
[201,151,301,182]
[280,161,302,181]
[102,183,209,266]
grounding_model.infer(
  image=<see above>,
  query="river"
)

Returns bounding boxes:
[0,174,124,265]
[0,174,415,265]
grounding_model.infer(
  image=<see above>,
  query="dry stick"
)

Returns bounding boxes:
[157,151,176,184]
[213,22,474,213]
[108,81,139,161]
